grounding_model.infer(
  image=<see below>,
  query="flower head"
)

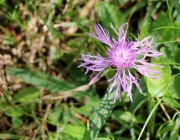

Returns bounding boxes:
[78,23,162,102]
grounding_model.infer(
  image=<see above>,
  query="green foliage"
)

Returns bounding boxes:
[170,115,180,140]
[13,87,40,103]
[1,0,180,140]
[168,75,180,99]
[90,85,116,139]
[59,125,91,140]
[150,12,172,41]
[6,68,73,93]
[111,110,143,124]
[93,138,111,140]
[95,2,125,36]
[163,94,180,108]
[140,23,150,40]
[0,134,21,139]
[5,106,24,118]
[145,59,171,97]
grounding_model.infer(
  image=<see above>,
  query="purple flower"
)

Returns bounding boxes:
[78,23,162,102]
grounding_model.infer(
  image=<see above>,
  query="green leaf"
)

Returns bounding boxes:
[48,105,63,125]
[159,44,173,62]
[48,104,80,126]
[59,125,90,140]
[159,44,180,63]
[156,121,175,138]
[118,0,125,6]
[168,75,180,99]
[163,94,180,108]
[145,59,171,97]
[6,68,73,93]
[129,78,146,113]
[111,110,143,124]
[170,116,180,140]
[0,134,21,139]
[93,138,111,140]
[174,21,180,39]
[2,37,15,45]
[150,12,172,41]
[69,64,88,86]
[5,106,23,118]
[13,87,40,103]
[140,23,150,40]
[54,0,62,4]
[95,2,125,36]
[12,117,22,128]
[90,85,116,139]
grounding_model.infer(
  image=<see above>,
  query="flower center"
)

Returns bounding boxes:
[107,43,135,69]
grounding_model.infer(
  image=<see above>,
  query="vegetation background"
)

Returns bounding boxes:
[0,0,180,140]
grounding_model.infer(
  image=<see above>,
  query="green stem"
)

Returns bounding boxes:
[137,98,163,140]
[166,0,175,61]
[147,94,155,138]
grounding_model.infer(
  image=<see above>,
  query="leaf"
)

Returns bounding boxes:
[48,105,63,125]
[48,104,80,126]
[159,44,173,62]
[13,87,40,103]
[93,138,111,140]
[2,36,15,45]
[69,64,88,86]
[54,0,62,4]
[150,12,172,41]
[140,23,150,40]
[168,75,180,99]
[0,134,21,139]
[90,85,116,139]
[12,117,22,128]
[6,68,73,93]
[5,106,23,118]
[95,2,125,36]
[129,78,146,113]
[163,94,180,109]
[156,121,175,138]
[118,0,125,6]
[159,44,180,63]
[145,59,171,97]
[111,110,143,124]
[59,125,90,140]
[174,21,180,39]
[170,116,180,140]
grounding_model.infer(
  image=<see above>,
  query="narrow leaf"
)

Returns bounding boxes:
[0,134,21,139]
[90,85,116,139]
[170,116,180,139]
[6,68,73,93]
[163,95,180,108]
[140,23,150,40]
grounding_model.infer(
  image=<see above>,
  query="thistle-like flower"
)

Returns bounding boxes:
[78,23,162,101]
